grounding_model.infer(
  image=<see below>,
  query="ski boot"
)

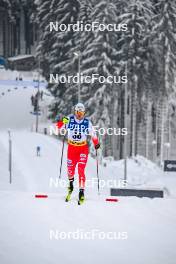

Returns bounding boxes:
[65,180,74,202]
[78,189,85,205]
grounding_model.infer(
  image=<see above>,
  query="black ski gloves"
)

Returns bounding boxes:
[95,143,100,150]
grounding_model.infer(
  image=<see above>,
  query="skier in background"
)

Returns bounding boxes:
[56,103,100,205]
[40,91,43,100]
[31,95,34,106]
[36,146,41,156]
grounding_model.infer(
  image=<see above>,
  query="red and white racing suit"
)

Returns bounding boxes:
[56,115,99,188]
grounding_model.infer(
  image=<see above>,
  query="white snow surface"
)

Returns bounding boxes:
[0,69,176,264]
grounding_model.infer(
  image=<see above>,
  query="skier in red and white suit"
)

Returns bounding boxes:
[56,103,100,203]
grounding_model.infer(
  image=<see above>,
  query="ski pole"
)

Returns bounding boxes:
[96,149,100,195]
[59,136,65,179]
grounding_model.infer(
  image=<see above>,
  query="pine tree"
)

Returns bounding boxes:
[153,0,176,96]
[83,1,118,124]
[118,0,154,156]
[48,0,80,118]
[151,0,176,163]
[35,0,53,75]
[66,0,94,107]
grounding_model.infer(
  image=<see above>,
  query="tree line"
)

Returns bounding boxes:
[7,0,176,162]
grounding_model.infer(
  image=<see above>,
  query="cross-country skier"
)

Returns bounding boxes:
[56,103,100,205]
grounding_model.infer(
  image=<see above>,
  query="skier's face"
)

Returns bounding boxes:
[75,110,85,120]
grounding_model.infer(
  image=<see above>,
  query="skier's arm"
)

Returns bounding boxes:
[56,116,69,129]
[89,121,100,149]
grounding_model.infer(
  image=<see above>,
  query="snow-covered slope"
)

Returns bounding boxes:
[0,69,176,264]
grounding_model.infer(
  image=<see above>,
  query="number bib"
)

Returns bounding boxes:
[67,115,89,143]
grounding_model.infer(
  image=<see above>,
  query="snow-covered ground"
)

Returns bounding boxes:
[0,69,51,129]
[0,69,176,264]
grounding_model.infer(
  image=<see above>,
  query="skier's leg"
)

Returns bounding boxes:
[78,188,85,205]
[78,162,86,204]
[65,145,77,202]
[68,177,74,191]
[77,146,89,189]
[78,161,87,189]
[67,145,77,181]
[65,177,74,202]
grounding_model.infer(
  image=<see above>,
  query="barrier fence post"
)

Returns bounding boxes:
[8,130,12,184]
